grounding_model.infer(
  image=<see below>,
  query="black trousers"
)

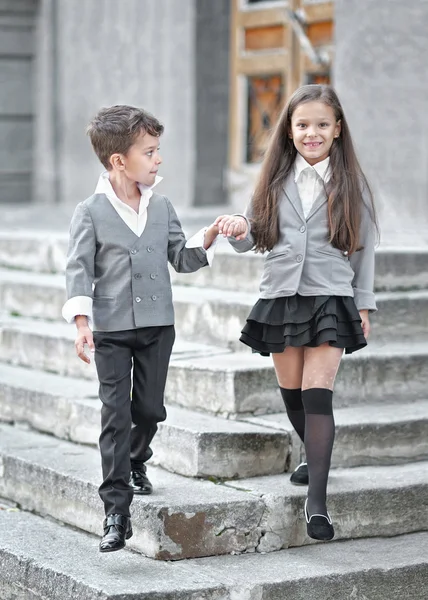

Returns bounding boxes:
[93,325,175,517]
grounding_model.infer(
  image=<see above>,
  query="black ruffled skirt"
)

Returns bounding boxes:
[240,294,366,356]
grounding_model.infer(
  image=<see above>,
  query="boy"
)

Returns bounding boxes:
[62,105,218,552]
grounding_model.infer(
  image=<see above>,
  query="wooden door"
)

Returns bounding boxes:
[229,0,333,170]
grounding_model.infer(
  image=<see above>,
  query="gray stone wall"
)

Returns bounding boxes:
[334,0,428,246]
[194,0,230,207]
[34,0,196,208]
[0,0,37,204]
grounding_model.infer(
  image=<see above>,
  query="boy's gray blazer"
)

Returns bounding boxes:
[65,192,208,332]
[230,174,377,312]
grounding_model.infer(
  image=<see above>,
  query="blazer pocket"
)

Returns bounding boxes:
[93,296,115,302]
[316,247,349,262]
[265,250,290,261]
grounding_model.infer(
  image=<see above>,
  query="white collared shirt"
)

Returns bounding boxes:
[294,154,331,219]
[62,172,217,324]
[94,170,163,236]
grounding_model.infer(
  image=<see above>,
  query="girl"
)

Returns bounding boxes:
[216,84,378,542]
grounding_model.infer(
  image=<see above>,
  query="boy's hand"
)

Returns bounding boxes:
[214,215,248,240]
[203,222,220,250]
[359,310,370,340]
[75,316,95,364]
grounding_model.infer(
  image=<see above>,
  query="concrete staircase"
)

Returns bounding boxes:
[1,229,428,599]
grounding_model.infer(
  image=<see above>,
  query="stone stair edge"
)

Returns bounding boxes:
[2,421,428,558]
[1,507,428,600]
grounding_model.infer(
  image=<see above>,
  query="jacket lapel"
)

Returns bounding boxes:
[284,176,305,223]
[306,186,328,221]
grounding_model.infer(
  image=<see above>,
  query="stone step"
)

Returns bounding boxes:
[0,363,289,479]
[1,422,428,558]
[246,399,428,468]
[1,268,428,349]
[0,423,263,560]
[1,362,427,472]
[1,507,428,600]
[1,315,428,416]
[0,230,428,292]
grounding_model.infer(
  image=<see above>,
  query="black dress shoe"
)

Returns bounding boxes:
[130,465,153,495]
[304,499,334,541]
[290,462,309,486]
[99,514,133,553]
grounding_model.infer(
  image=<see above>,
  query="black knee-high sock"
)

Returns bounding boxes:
[302,388,335,517]
[280,388,305,443]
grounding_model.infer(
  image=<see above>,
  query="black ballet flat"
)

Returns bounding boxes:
[304,499,335,541]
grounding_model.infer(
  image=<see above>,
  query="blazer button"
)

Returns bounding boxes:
[130,249,137,255]
[147,247,153,253]
[135,296,141,303]
[134,273,142,279]
[150,273,157,279]
[300,226,306,233]
[296,254,303,262]
[151,295,157,301]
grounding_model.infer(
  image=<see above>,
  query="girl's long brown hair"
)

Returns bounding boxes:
[250,85,377,254]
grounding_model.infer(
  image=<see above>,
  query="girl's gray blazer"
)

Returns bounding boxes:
[65,192,208,332]
[230,174,377,312]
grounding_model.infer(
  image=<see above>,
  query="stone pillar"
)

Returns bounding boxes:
[334,0,428,247]
[194,0,230,207]
[34,0,196,208]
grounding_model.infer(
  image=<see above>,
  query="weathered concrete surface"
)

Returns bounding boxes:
[335,0,428,247]
[0,363,290,479]
[1,266,428,349]
[247,399,428,468]
[1,508,428,600]
[1,315,428,415]
[0,423,264,560]
[224,460,428,552]
[1,422,428,561]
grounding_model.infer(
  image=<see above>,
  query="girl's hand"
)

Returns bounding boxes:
[214,215,248,240]
[359,310,370,340]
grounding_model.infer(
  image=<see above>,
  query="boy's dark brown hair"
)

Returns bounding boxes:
[87,105,164,170]
[250,84,378,255]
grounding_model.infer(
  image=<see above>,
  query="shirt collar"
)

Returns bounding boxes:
[294,154,331,183]
[94,171,163,212]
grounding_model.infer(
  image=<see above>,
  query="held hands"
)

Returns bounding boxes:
[359,310,370,340]
[214,215,248,241]
[74,315,95,364]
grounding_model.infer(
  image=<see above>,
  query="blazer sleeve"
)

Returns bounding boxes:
[227,202,255,253]
[349,195,377,312]
[165,197,208,273]
[65,202,96,300]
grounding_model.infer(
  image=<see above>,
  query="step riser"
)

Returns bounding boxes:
[167,354,428,415]
[1,448,428,559]
[2,382,428,471]
[0,451,263,560]
[172,250,428,293]
[1,545,427,600]
[2,280,428,348]
[1,326,428,415]
[1,235,428,292]
[3,508,428,600]
[0,385,289,479]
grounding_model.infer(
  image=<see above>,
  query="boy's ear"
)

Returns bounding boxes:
[109,153,125,170]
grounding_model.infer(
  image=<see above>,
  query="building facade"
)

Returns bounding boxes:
[1,0,427,245]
